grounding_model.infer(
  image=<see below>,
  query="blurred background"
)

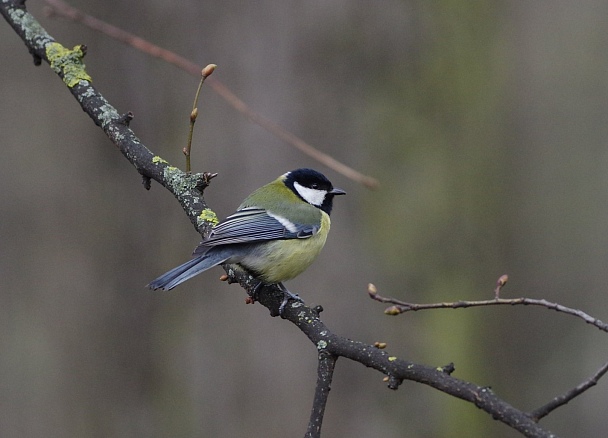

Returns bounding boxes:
[2,0,608,436]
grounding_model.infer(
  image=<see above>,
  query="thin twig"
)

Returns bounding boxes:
[369,278,608,425]
[367,283,608,333]
[184,65,215,173]
[529,360,608,421]
[42,0,379,189]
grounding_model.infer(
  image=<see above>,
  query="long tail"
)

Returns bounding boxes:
[147,251,230,291]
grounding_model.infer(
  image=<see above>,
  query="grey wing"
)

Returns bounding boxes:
[193,207,319,255]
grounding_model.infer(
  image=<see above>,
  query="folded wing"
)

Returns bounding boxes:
[194,207,319,254]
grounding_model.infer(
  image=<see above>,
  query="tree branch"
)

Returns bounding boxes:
[0,0,218,235]
[276,298,556,438]
[369,281,608,333]
[1,2,560,437]
[306,347,338,438]
[369,278,608,424]
[529,360,608,421]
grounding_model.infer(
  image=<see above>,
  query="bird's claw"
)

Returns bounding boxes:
[278,284,303,317]
[250,281,303,317]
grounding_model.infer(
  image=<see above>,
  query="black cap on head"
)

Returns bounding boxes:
[284,168,345,215]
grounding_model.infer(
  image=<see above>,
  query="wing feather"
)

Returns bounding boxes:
[194,207,319,253]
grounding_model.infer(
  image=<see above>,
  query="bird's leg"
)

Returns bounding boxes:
[277,282,303,316]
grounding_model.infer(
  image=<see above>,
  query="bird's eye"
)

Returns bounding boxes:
[311,183,319,189]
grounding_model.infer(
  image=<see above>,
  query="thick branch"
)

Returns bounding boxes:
[0,0,215,234]
[279,299,555,438]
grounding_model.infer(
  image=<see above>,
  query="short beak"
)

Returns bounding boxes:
[330,187,346,196]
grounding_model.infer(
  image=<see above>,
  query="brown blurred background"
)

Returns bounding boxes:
[2,1,608,437]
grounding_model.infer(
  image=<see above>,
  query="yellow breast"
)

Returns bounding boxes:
[241,213,331,283]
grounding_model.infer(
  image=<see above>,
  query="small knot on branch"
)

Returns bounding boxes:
[141,174,151,190]
[31,51,42,66]
[383,375,403,390]
[440,362,455,375]
[195,172,218,191]
[118,111,134,126]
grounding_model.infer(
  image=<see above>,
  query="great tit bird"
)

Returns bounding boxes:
[148,168,345,312]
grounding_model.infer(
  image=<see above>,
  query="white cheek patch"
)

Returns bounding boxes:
[293,181,326,207]
[267,212,298,233]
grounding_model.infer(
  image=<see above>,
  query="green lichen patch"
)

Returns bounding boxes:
[46,42,92,87]
[152,156,169,165]
[198,209,219,227]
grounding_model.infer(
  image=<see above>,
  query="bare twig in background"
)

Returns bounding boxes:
[529,360,608,421]
[42,0,379,189]
[368,278,608,423]
[367,280,608,333]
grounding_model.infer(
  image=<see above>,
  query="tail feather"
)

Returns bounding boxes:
[148,252,230,291]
